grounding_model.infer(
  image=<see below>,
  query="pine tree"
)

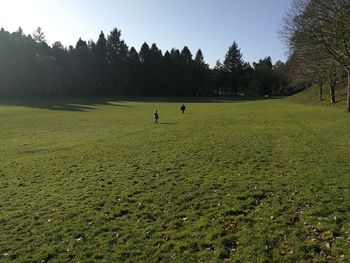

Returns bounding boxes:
[149,43,163,95]
[96,31,107,59]
[223,42,243,72]
[253,57,274,96]
[106,28,129,95]
[128,47,140,62]
[128,47,141,95]
[74,38,93,96]
[94,31,108,95]
[139,42,151,95]
[194,49,209,96]
[181,46,192,64]
[194,49,204,65]
[223,41,244,96]
[139,42,150,63]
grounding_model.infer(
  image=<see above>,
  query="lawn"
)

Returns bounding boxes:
[0,98,349,262]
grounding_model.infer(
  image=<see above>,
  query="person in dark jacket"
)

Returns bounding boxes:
[180,104,186,114]
[153,110,159,123]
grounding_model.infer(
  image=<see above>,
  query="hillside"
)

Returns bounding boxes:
[289,79,348,108]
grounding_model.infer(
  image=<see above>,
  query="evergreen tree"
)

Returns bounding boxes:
[73,38,93,96]
[107,28,129,95]
[93,31,108,95]
[149,43,163,95]
[128,47,141,95]
[223,42,244,96]
[213,60,225,96]
[162,50,173,95]
[194,49,205,65]
[51,41,68,96]
[170,48,183,95]
[139,42,151,95]
[0,27,291,98]
[139,42,150,63]
[181,46,192,64]
[180,46,194,95]
[253,57,274,96]
[194,49,209,96]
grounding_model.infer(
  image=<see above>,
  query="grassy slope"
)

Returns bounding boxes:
[0,98,349,262]
[288,79,348,108]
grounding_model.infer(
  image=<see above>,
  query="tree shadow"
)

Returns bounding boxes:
[0,97,130,112]
[117,96,286,103]
[159,122,177,125]
[0,96,286,111]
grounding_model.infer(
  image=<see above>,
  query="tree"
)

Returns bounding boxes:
[51,41,68,96]
[93,31,108,95]
[194,49,204,65]
[181,46,192,64]
[282,0,350,111]
[303,44,342,104]
[240,62,254,96]
[33,27,46,43]
[139,42,150,63]
[73,38,93,96]
[180,46,194,95]
[76,38,88,49]
[0,26,290,98]
[168,48,183,96]
[148,43,163,95]
[253,57,279,96]
[212,60,225,96]
[107,28,129,95]
[139,42,151,95]
[128,47,141,95]
[223,42,244,96]
[194,49,209,96]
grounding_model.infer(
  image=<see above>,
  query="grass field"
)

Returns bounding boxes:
[0,97,349,262]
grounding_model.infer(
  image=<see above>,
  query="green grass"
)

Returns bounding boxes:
[0,97,349,262]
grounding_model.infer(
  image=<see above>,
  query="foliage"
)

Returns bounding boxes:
[281,0,350,111]
[0,27,290,98]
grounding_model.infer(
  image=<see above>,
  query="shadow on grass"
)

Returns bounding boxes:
[0,97,130,112]
[0,96,286,111]
[117,96,286,103]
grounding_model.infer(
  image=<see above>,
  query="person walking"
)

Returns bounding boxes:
[180,104,186,114]
[153,110,159,124]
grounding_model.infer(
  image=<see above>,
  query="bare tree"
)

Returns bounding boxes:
[281,0,350,111]
[288,34,342,103]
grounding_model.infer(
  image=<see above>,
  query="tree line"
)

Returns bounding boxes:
[281,0,350,111]
[0,27,290,98]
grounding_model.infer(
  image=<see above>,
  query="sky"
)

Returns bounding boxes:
[0,0,292,67]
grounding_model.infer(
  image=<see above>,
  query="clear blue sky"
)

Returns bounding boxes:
[0,0,291,67]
